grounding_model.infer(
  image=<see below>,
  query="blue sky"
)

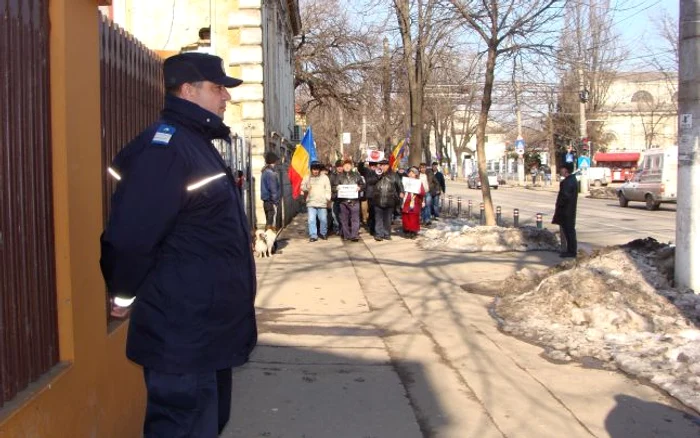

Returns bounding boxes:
[616,0,678,70]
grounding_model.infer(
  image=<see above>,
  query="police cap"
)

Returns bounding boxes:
[164,52,243,88]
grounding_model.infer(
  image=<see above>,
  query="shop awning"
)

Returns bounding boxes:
[594,152,640,163]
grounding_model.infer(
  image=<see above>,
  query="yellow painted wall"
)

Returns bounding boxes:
[0,1,145,436]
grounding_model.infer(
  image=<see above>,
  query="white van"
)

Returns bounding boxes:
[586,167,612,186]
[616,146,677,210]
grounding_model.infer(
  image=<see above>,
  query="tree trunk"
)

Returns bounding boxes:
[475,45,498,226]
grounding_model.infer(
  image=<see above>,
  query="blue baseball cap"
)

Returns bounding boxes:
[163,52,243,88]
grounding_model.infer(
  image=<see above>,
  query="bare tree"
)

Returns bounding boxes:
[294,0,378,112]
[393,0,455,166]
[447,0,566,225]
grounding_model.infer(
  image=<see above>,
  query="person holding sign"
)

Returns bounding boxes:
[336,159,365,241]
[401,167,426,238]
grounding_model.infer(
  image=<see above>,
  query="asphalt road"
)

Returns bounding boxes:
[440,179,678,250]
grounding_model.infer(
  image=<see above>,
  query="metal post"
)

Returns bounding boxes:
[457,197,462,217]
[536,212,543,229]
[677,0,700,292]
[467,200,473,219]
[448,195,453,216]
[578,67,589,194]
[513,208,519,227]
[496,206,502,226]
[479,202,485,225]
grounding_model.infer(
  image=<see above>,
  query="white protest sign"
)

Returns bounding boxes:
[402,177,422,194]
[337,184,359,199]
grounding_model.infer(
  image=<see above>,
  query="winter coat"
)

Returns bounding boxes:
[302,173,332,208]
[336,170,365,202]
[434,171,446,193]
[552,174,578,227]
[361,167,379,200]
[425,169,440,195]
[100,94,257,374]
[261,166,280,203]
[373,171,404,208]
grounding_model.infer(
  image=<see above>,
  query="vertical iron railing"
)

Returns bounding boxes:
[0,0,59,407]
[99,13,164,220]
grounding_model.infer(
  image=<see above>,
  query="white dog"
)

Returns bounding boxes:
[253,230,268,258]
[264,228,277,257]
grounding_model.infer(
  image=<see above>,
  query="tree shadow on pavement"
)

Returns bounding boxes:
[221,338,443,438]
[605,394,700,438]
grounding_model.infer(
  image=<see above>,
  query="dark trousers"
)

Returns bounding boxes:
[263,201,277,228]
[374,205,394,238]
[367,199,376,235]
[143,368,232,438]
[332,200,341,233]
[559,224,577,254]
[340,201,360,239]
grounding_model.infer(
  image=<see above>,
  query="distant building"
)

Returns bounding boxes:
[598,71,677,152]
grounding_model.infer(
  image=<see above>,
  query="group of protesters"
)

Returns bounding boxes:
[300,158,446,242]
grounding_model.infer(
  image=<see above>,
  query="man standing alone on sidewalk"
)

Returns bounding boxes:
[100,52,257,437]
[552,163,578,258]
[261,151,281,230]
[302,161,331,241]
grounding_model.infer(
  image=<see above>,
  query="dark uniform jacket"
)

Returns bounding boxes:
[373,171,404,208]
[100,95,257,374]
[552,174,578,227]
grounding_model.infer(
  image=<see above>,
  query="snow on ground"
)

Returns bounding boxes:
[492,239,700,413]
[418,218,559,253]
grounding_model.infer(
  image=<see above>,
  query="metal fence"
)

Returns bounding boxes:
[99,13,165,219]
[0,0,59,408]
[213,136,256,230]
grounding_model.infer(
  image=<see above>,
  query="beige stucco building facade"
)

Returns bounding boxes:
[598,72,678,152]
[102,0,300,228]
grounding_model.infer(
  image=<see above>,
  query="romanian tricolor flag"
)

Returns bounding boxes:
[389,138,408,171]
[288,127,317,199]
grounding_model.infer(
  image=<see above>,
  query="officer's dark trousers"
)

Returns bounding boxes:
[340,201,360,239]
[143,368,232,438]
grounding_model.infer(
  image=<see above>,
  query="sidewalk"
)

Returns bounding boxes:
[224,216,700,438]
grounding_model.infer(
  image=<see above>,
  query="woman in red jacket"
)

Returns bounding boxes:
[401,166,425,239]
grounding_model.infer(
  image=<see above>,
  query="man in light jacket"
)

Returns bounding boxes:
[302,161,332,241]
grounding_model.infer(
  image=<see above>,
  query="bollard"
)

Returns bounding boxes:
[513,208,520,227]
[536,212,543,229]
[457,197,462,217]
[467,200,473,219]
[440,195,445,210]
[496,206,502,226]
[479,202,485,225]
[448,195,453,216]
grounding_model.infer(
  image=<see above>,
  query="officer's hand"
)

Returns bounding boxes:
[110,301,131,319]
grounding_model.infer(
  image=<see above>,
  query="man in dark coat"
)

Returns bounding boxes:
[100,53,256,437]
[372,159,404,241]
[552,163,578,258]
[336,159,365,241]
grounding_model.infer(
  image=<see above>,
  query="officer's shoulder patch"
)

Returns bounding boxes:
[151,124,177,146]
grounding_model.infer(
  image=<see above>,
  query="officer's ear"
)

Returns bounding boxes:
[180,81,204,99]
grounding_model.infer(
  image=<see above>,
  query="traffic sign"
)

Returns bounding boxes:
[577,156,591,169]
[515,138,525,155]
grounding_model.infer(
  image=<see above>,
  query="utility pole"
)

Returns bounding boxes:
[578,67,589,194]
[548,88,557,178]
[677,0,700,292]
[339,109,344,158]
[514,80,525,185]
[383,37,392,151]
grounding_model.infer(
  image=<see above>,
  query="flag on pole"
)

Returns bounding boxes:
[288,127,317,199]
[389,137,408,171]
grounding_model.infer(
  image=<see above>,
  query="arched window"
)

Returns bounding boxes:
[631,90,654,104]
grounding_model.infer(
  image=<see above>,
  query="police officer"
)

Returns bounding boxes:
[100,52,257,438]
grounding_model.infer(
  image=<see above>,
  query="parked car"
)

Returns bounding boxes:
[467,171,499,189]
[616,146,677,210]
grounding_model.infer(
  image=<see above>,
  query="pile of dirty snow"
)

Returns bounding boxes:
[418,219,559,253]
[588,186,618,199]
[493,238,700,413]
